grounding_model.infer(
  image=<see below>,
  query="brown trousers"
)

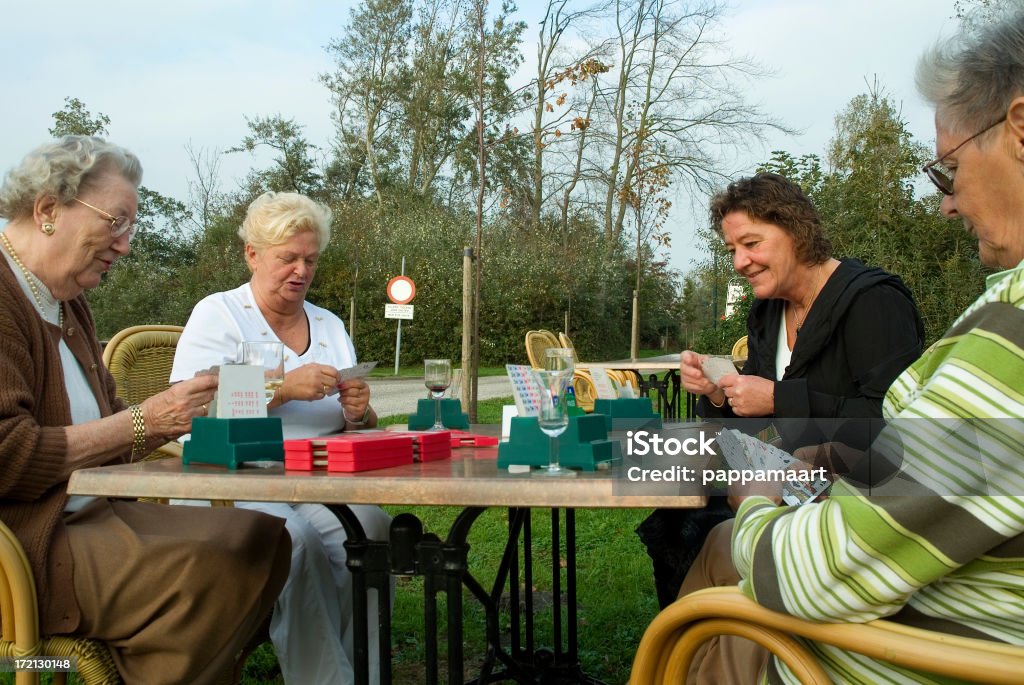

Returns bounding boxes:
[677,519,770,684]
[65,499,290,685]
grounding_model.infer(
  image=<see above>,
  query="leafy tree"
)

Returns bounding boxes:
[322,0,414,206]
[401,0,476,196]
[49,97,110,137]
[954,0,1022,26]
[227,115,323,196]
[755,86,986,344]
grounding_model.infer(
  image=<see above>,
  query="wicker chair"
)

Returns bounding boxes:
[0,520,120,685]
[524,329,561,368]
[526,330,599,412]
[102,325,183,406]
[630,586,1024,685]
[731,335,748,371]
[102,325,186,464]
[557,332,579,363]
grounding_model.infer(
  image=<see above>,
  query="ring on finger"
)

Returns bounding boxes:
[322,384,329,395]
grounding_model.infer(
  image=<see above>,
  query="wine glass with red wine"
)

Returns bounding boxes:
[423,359,452,431]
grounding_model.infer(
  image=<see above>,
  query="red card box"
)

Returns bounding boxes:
[448,431,500,448]
[389,431,454,462]
[284,455,326,471]
[326,451,412,472]
[284,434,414,471]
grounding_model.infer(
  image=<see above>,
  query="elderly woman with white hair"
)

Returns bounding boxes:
[171,191,391,685]
[0,136,291,685]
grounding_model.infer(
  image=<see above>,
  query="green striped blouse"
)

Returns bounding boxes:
[733,261,1024,684]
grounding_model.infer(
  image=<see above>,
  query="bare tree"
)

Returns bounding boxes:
[184,141,223,234]
[594,0,789,243]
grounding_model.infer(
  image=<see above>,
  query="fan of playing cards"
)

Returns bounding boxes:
[701,356,737,385]
[715,428,831,506]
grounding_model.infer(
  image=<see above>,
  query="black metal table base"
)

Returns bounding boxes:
[331,504,608,685]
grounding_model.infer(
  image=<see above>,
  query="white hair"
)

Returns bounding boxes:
[0,136,142,220]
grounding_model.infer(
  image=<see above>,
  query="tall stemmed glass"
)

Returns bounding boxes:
[533,348,577,477]
[241,341,285,406]
[423,359,452,431]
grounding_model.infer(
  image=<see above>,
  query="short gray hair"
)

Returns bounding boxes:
[916,9,1024,135]
[238,191,332,250]
[0,136,143,220]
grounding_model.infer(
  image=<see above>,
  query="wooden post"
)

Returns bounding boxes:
[631,289,639,362]
[461,246,474,410]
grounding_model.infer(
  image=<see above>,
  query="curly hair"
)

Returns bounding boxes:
[238,191,332,251]
[0,136,142,220]
[708,172,832,264]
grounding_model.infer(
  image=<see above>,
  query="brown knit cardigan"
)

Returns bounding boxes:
[0,257,129,634]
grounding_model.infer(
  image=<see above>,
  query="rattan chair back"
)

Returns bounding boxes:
[525,329,560,369]
[103,325,184,406]
[731,335,748,371]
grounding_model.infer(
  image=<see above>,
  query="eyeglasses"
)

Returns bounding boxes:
[922,117,1006,195]
[71,197,138,241]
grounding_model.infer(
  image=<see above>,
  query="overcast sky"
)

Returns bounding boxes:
[0,0,960,272]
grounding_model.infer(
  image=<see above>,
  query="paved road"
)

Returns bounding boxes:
[367,375,511,418]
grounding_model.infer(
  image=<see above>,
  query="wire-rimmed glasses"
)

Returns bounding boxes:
[922,116,1005,195]
[72,197,138,241]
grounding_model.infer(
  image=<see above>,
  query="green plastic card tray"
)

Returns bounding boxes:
[182,417,284,470]
[407,398,470,430]
[497,414,621,472]
[593,398,663,431]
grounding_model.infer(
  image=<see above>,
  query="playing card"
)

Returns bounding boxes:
[702,356,737,385]
[782,476,831,506]
[327,361,378,394]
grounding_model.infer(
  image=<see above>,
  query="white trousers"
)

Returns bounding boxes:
[232,502,393,685]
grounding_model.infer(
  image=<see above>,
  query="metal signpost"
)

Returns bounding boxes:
[385,260,416,375]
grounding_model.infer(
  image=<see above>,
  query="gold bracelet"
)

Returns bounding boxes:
[128,405,147,460]
[709,394,726,408]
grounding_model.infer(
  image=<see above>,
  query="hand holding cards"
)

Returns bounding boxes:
[326,361,378,395]
[701,356,736,385]
[715,428,831,506]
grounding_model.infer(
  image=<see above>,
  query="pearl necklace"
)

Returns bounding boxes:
[0,231,63,329]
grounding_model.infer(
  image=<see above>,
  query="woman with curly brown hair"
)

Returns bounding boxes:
[639,171,925,608]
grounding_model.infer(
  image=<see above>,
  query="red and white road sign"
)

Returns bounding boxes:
[386,275,416,304]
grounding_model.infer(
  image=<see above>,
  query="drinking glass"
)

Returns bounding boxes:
[545,347,575,376]
[423,359,452,431]
[532,368,576,477]
[241,341,285,406]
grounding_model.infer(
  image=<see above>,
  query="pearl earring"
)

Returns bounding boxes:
[41,222,55,236]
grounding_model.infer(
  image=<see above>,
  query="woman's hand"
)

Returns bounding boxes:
[680,351,727,406]
[277,363,341,404]
[337,378,372,424]
[142,374,218,441]
[717,375,774,416]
